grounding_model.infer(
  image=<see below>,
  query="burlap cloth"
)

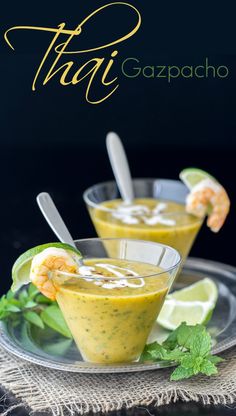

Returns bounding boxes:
[0,345,236,415]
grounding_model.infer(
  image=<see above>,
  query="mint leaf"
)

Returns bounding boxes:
[200,359,218,376]
[181,353,196,369]
[162,329,178,350]
[140,342,159,361]
[141,342,184,363]
[24,311,44,329]
[193,356,205,374]
[170,366,194,381]
[147,343,168,360]
[177,323,205,349]
[142,323,223,381]
[178,328,194,348]
[191,331,211,357]
[181,353,205,375]
[41,305,72,338]
[207,355,224,365]
[163,322,205,350]
[163,348,185,362]
[165,322,191,349]
[174,322,192,347]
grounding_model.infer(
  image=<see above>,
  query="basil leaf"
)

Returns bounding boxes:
[19,290,28,303]
[6,305,21,313]
[24,300,37,308]
[28,284,39,298]
[41,305,72,338]
[44,339,73,356]
[36,294,53,305]
[6,290,14,300]
[23,311,44,329]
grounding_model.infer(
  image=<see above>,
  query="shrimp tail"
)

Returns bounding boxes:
[186,179,230,233]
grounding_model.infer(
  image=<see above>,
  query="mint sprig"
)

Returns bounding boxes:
[141,322,224,381]
[0,284,72,338]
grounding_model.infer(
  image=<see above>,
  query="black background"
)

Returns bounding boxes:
[0,0,235,295]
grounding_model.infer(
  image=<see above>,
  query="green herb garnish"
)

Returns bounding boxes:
[0,284,72,338]
[0,289,224,380]
[141,322,224,381]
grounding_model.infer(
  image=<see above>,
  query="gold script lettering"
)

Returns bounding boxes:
[4,3,141,104]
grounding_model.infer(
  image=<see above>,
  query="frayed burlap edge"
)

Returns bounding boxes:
[1,346,236,415]
[1,385,236,416]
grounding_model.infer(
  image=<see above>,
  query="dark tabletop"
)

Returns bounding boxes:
[1,386,236,416]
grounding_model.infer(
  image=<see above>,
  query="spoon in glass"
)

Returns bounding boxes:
[36,192,83,265]
[106,131,134,205]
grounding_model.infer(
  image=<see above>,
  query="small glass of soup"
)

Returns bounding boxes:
[52,238,181,364]
[83,179,203,263]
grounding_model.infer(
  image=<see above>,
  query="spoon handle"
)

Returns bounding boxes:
[36,192,76,248]
[106,132,134,204]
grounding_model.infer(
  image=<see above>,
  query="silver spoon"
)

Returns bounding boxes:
[106,132,134,205]
[36,192,83,265]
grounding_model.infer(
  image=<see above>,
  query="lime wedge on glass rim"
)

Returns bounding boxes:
[157,278,218,331]
[179,168,217,189]
[11,242,82,292]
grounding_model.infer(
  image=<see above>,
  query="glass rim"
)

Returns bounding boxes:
[83,178,180,210]
[83,178,202,224]
[53,237,182,280]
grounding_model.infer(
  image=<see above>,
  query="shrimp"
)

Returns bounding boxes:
[30,247,80,300]
[186,178,230,233]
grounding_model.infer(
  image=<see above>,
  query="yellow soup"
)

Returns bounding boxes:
[53,258,169,364]
[89,199,202,261]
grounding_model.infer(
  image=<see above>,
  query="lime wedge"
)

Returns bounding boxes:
[157,278,218,330]
[12,242,81,292]
[179,168,216,190]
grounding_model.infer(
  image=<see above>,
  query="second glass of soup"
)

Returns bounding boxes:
[83,179,202,262]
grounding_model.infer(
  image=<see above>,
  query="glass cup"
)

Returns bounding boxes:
[52,238,181,364]
[83,179,203,263]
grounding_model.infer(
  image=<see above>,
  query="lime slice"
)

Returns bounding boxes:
[157,278,218,330]
[12,242,82,292]
[179,168,216,190]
